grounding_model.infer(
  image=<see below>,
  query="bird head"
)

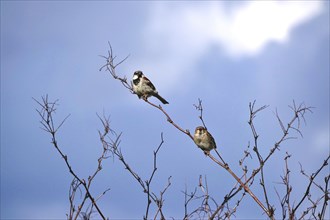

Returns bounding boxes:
[195,126,207,136]
[133,70,143,80]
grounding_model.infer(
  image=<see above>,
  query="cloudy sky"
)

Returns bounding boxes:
[1,1,329,219]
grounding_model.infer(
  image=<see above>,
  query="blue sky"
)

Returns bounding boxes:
[1,1,329,219]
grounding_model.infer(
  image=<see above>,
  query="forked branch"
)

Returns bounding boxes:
[100,44,271,218]
[34,95,107,220]
[97,114,170,219]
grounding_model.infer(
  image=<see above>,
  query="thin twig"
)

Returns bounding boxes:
[98,115,170,219]
[193,98,208,129]
[293,154,330,215]
[34,96,107,220]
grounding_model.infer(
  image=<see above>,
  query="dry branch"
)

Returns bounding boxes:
[100,44,272,218]
[97,113,171,219]
[34,95,108,220]
[34,43,329,220]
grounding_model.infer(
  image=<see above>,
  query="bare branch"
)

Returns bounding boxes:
[319,175,330,220]
[99,42,132,91]
[193,98,207,129]
[100,44,326,220]
[34,95,107,220]
[97,115,171,219]
[294,154,330,215]
[145,99,194,140]
[104,56,275,216]
[182,185,198,220]
[245,101,313,186]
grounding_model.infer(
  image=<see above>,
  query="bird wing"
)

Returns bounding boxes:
[209,133,217,149]
[143,76,156,90]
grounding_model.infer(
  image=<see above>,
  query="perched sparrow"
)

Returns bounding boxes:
[132,71,169,104]
[194,126,216,155]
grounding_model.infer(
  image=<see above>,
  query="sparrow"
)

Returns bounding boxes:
[193,126,216,155]
[132,71,169,104]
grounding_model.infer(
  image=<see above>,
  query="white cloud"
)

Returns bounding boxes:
[145,1,323,57]
[136,1,323,93]
[224,1,323,56]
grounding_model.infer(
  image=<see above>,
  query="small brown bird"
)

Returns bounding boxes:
[193,126,216,155]
[132,71,169,104]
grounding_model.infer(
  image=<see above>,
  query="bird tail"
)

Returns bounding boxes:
[153,93,169,104]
